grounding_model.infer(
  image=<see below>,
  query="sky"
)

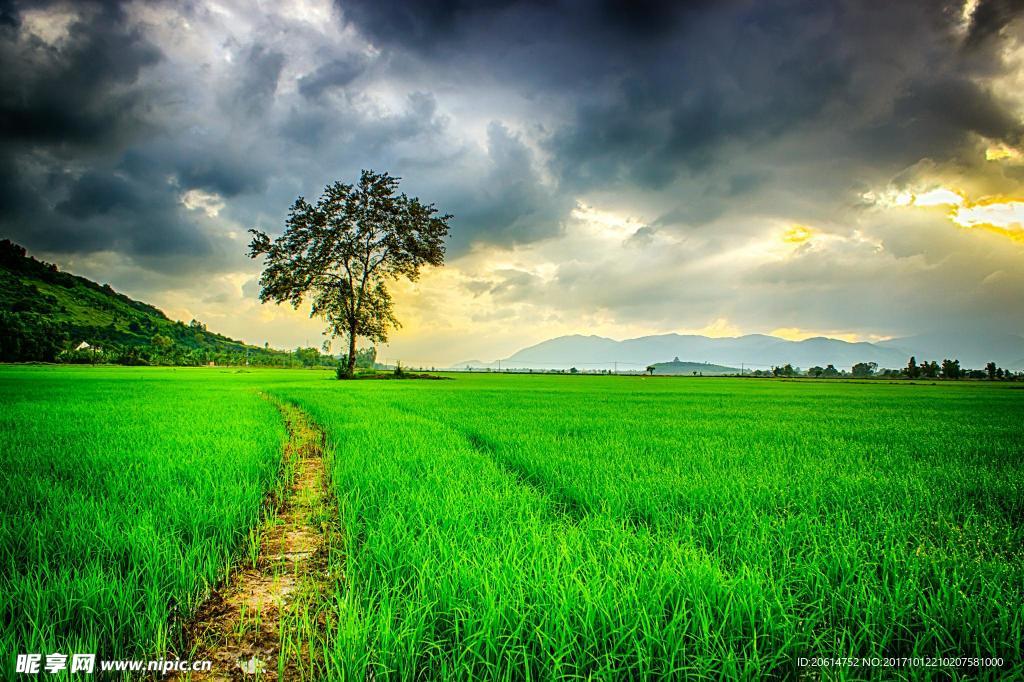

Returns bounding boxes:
[1,0,1023,366]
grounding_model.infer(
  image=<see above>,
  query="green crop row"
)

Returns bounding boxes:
[2,367,1021,680]
[0,367,295,664]
[272,374,1024,680]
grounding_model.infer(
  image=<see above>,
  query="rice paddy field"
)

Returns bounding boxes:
[2,365,1022,679]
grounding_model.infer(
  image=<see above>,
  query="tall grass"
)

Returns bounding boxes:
[0,367,296,663]
[3,367,1020,679]
[275,375,1023,680]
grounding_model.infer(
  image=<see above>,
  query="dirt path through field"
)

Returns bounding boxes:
[170,400,336,681]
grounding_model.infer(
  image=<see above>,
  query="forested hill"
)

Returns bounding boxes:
[0,239,314,365]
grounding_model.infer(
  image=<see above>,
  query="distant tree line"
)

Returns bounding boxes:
[747,356,1018,380]
[52,339,344,368]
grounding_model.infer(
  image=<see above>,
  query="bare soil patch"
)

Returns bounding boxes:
[169,400,335,681]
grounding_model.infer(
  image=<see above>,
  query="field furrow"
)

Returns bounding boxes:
[279,389,815,678]
[172,399,339,681]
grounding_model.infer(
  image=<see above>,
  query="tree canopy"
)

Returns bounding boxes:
[248,170,451,377]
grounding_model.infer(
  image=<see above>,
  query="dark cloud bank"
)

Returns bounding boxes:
[1,0,1023,338]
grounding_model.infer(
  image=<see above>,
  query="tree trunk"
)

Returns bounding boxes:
[345,327,358,378]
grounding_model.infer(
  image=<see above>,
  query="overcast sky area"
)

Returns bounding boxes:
[2,0,1023,364]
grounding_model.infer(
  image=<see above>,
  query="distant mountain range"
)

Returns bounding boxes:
[455,331,1024,372]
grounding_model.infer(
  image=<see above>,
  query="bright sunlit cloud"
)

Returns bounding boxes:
[952,199,1024,241]
[985,145,1022,162]
[912,188,966,207]
[960,0,981,29]
[180,189,226,218]
[689,317,744,338]
[569,202,646,241]
[864,184,1024,242]
[781,224,815,244]
[769,327,892,343]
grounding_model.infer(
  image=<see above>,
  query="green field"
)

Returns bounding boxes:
[2,366,1022,679]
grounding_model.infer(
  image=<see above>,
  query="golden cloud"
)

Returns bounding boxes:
[781,224,814,244]
[985,145,1022,162]
[868,185,1024,243]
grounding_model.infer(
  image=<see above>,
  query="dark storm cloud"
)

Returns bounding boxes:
[55,170,142,219]
[337,0,523,53]
[336,0,1021,216]
[4,159,213,263]
[652,203,725,230]
[279,88,447,153]
[0,0,19,27]
[297,53,368,100]
[965,0,1024,48]
[336,0,851,190]
[338,0,709,62]
[552,2,854,190]
[0,0,161,148]
[0,0,195,269]
[4,0,1020,264]
[227,44,285,118]
[0,1,254,271]
[854,75,1024,166]
[139,142,272,198]
[443,122,572,251]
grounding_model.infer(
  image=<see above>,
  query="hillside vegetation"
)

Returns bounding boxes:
[0,240,325,366]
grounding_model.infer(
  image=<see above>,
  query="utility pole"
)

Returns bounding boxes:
[613,361,618,375]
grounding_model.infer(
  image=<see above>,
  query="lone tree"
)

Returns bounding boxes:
[248,170,451,378]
